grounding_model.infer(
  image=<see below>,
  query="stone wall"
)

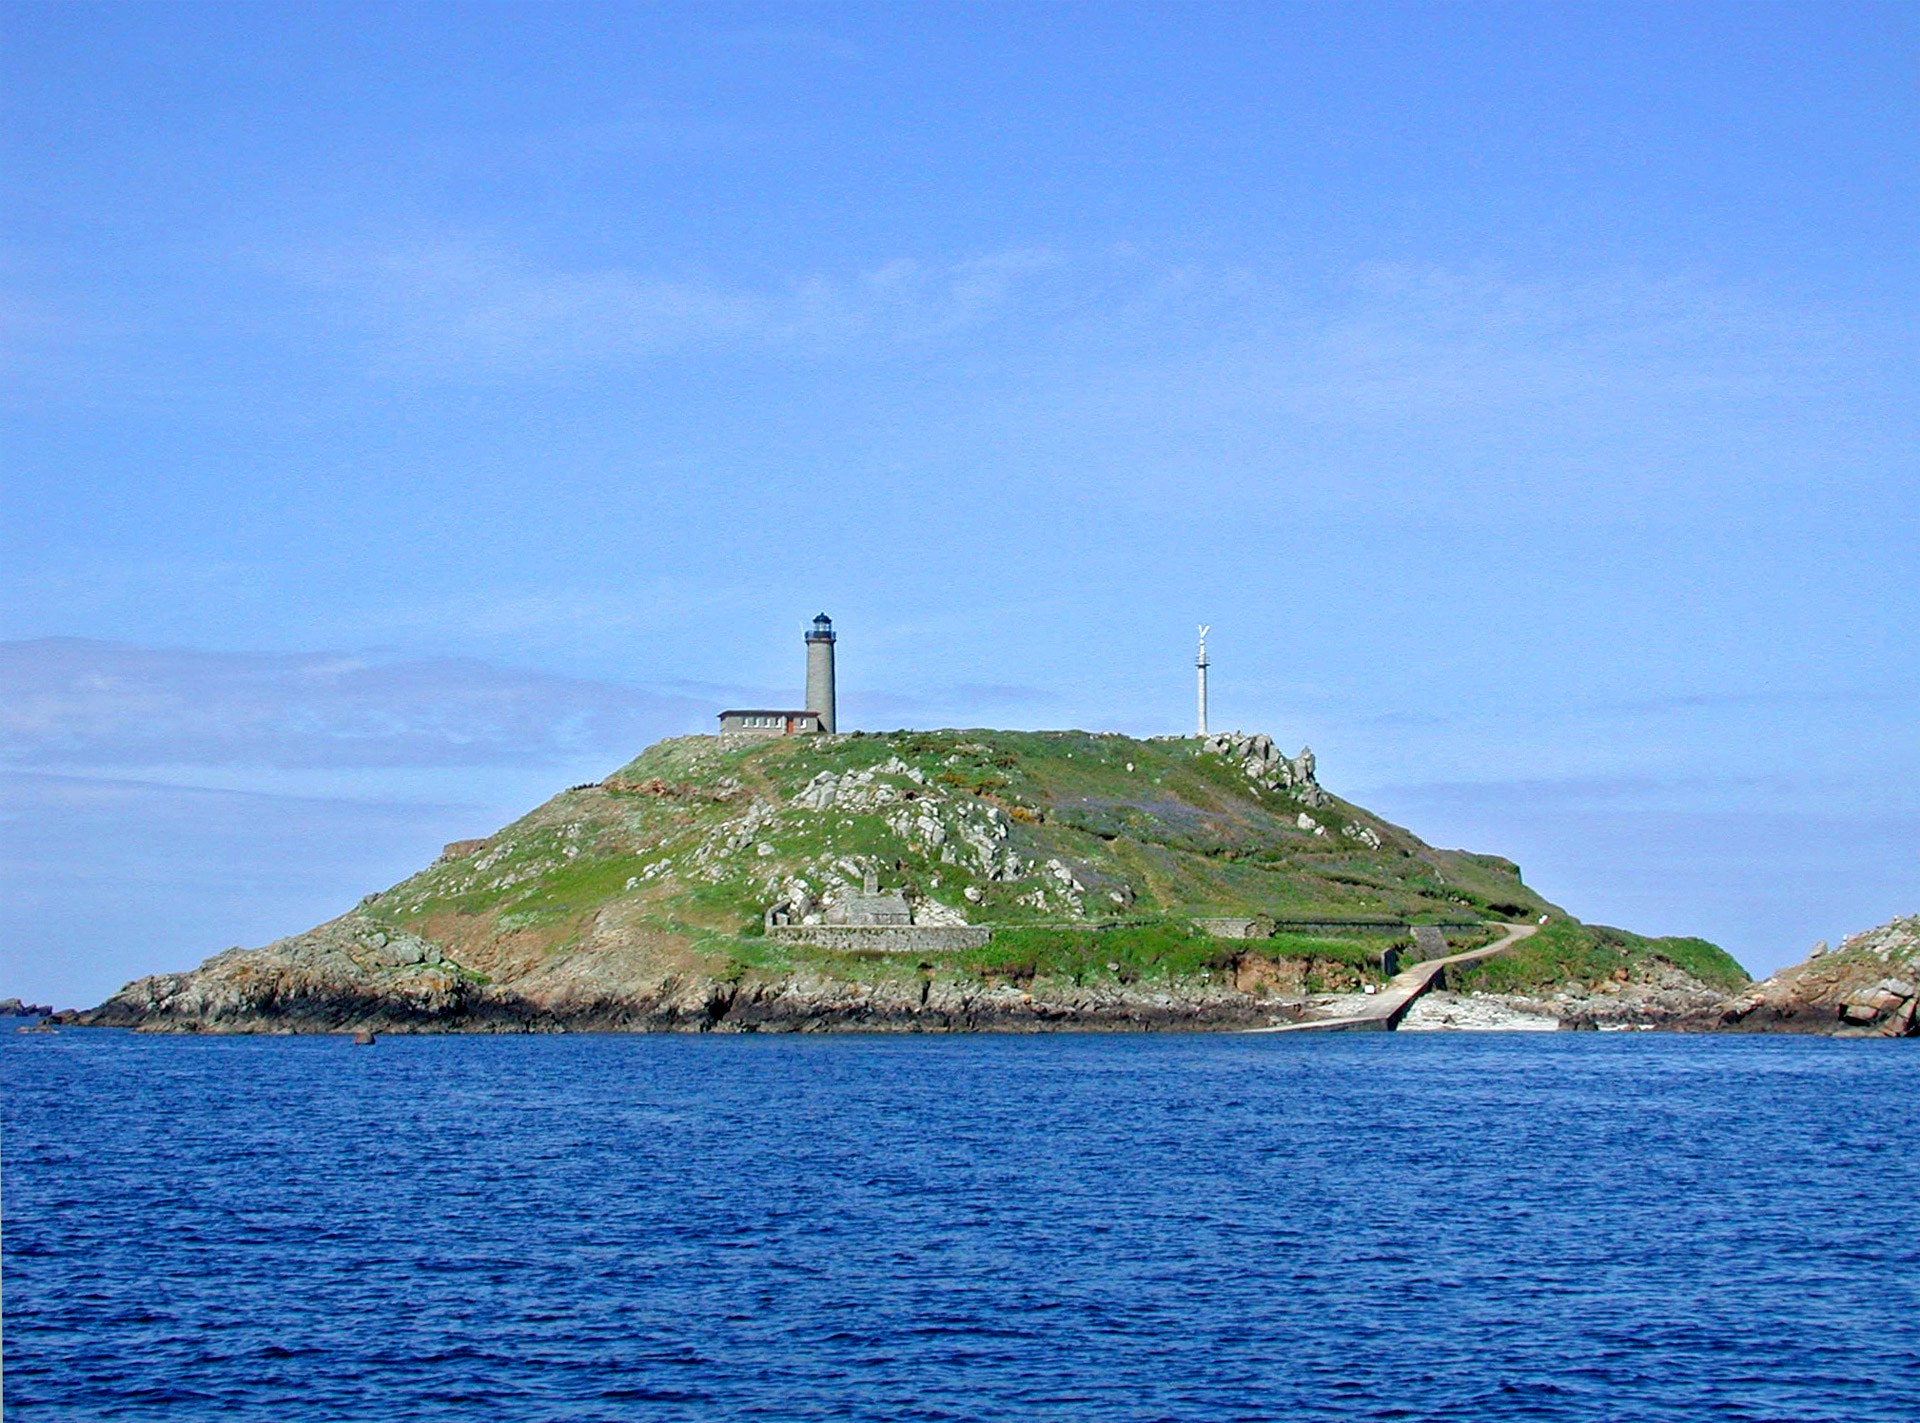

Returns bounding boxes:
[769,925,992,954]
[1193,916,1275,940]
[827,889,913,926]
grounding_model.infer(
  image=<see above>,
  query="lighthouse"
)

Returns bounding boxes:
[716,613,839,736]
[805,613,837,733]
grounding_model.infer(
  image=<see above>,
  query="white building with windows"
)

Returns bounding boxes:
[716,708,825,736]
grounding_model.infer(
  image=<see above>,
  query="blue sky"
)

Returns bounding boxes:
[4,1,1915,1006]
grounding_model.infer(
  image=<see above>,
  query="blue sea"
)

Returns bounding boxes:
[5,1029,1916,1421]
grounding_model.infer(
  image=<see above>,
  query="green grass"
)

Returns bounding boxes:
[331,728,1744,998]
[1450,919,1750,995]
[1635,934,1752,992]
[732,919,1410,990]
[954,921,1229,982]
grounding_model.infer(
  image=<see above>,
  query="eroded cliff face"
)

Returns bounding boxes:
[1711,915,1920,1037]
[73,906,1315,1034]
[74,909,731,1033]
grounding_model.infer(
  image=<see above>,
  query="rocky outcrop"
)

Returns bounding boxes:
[66,915,501,1033]
[693,973,1290,1034]
[1507,959,1736,1030]
[0,997,53,1017]
[1202,731,1330,807]
[1707,915,1920,1036]
[64,918,1301,1035]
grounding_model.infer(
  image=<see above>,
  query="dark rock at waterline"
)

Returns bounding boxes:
[69,958,1302,1035]
[1697,915,1920,1037]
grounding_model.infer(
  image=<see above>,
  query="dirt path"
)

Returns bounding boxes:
[1246,921,1541,1033]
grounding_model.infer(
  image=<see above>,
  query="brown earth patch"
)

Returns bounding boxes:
[1233,954,1307,996]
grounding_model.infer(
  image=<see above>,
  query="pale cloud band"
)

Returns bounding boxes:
[288,235,1064,374]
[278,233,1837,410]
[0,638,705,771]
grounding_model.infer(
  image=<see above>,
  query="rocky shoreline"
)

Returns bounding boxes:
[53,901,1730,1036]
[1704,915,1920,1038]
[59,917,1920,1037]
[56,925,1770,1036]
[66,964,1298,1035]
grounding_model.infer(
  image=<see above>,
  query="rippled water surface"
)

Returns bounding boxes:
[6,1029,1917,1420]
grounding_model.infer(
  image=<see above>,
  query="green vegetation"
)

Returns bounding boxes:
[956,921,1229,983]
[1450,918,1750,995]
[348,727,1745,997]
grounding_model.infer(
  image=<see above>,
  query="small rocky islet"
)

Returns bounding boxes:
[59,727,1909,1036]
[1716,916,1920,1038]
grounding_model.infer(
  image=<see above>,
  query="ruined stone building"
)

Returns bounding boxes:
[824,871,913,926]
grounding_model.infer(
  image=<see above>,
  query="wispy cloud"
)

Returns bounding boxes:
[1294,263,1836,414]
[1051,261,1841,442]
[269,225,1854,451]
[0,638,705,771]
[289,235,1061,375]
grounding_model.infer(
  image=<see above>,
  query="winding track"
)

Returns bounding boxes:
[1245,921,1541,1033]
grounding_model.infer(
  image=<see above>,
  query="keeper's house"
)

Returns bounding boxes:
[717,709,825,736]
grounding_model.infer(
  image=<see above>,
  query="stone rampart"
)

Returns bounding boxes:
[1193,916,1275,940]
[769,925,992,954]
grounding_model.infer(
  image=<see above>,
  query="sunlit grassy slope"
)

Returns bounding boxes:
[352,729,1746,993]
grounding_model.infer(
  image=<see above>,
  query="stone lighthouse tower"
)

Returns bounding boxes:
[805,613,836,733]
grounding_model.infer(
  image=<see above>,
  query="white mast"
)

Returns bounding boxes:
[1196,624,1210,737]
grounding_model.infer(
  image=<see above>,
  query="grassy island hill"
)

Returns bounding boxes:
[82,728,1749,1032]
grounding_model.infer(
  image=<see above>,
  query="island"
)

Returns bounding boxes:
[68,724,1773,1033]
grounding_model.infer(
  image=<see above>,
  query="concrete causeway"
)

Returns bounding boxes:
[1246,921,1541,1033]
